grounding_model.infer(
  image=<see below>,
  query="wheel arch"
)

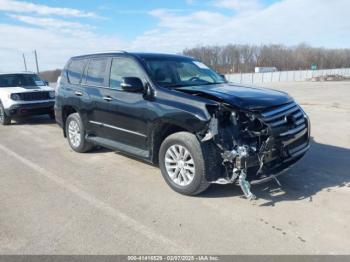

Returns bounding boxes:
[149,121,193,164]
[61,105,79,137]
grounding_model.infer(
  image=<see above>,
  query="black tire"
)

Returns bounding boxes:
[65,113,93,153]
[48,111,55,120]
[0,102,11,125]
[159,132,210,196]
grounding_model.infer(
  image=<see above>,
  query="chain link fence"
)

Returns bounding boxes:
[225,68,350,84]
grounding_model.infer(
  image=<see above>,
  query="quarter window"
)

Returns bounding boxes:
[67,59,87,85]
[110,58,144,90]
[86,58,108,86]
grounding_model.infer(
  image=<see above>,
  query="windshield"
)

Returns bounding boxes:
[0,74,45,88]
[142,57,226,88]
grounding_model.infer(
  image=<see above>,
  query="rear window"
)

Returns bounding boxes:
[67,59,87,85]
[86,58,108,86]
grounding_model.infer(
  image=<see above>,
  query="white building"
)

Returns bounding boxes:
[255,67,277,73]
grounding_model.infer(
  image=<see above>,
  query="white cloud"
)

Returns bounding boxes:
[147,9,229,30]
[1,0,349,71]
[186,0,196,5]
[0,1,115,71]
[131,0,350,52]
[0,0,96,18]
[0,23,124,71]
[213,0,262,11]
[7,14,93,30]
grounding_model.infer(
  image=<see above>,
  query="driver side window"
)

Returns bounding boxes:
[110,57,144,90]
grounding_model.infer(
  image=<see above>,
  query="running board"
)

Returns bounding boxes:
[86,136,150,159]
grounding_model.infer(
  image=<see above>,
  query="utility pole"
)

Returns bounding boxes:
[34,50,40,74]
[22,53,27,71]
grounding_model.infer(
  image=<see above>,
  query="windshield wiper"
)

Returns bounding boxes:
[162,84,186,88]
[191,82,225,86]
[162,82,225,89]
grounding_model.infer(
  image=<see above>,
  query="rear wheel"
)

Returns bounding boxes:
[0,102,11,125]
[65,113,93,153]
[159,132,210,196]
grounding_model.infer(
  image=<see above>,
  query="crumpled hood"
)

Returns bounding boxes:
[176,83,293,110]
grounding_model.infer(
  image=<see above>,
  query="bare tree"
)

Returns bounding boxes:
[39,69,62,83]
[183,43,350,73]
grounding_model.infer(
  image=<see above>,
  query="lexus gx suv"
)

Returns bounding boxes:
[0,72,55,125]
[55,52,310,198]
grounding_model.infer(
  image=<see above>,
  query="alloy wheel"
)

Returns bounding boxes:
[165,144,195,186]
[68,120,81,148]
[0,107,4,122]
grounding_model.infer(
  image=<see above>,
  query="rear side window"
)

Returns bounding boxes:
[86,58,108,86]
[67,59,87,85]
[110,57,144,90]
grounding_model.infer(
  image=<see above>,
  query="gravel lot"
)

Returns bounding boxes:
[0,81,349,254]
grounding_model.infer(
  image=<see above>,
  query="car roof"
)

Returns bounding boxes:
[131,52,192,60]
[0,71,37,75]
[70,51,192,60]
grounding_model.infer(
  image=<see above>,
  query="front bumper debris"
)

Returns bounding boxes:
[238,170,256,200]
[202,101,310,199]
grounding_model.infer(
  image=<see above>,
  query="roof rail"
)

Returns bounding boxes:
[73,50,128,57]
[95,50,128,54]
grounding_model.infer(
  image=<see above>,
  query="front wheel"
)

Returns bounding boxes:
[65,113,93,153]
[0,102,11,125]
[159,132,210,196]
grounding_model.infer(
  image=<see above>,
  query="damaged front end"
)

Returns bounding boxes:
[199,101,311,199]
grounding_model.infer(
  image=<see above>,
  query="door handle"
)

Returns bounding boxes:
[75,91,83,96]
[103,96,113,102]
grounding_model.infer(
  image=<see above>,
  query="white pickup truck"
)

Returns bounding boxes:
[0,72,55,125]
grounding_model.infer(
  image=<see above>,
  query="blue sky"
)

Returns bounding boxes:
[0,0,278,40]
[11,0,276,37]
[0,0,349,71]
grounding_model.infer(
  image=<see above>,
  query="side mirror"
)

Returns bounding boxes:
[220,74,227,81]
[121,77,144,93]
[44,80,50,86]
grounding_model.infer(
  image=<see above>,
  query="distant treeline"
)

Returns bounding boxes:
[38,44,350,80]
[183,43,350,74]
[39,69,61,83]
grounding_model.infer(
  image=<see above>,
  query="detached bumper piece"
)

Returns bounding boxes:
[7,101,55,117]
[238,170,256,200]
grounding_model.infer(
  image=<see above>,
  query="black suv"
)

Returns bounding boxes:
[55,52,310,198]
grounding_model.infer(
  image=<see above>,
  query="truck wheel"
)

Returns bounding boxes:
[65,113,93,153]
[159,132,210,196]
[0,102,11,125]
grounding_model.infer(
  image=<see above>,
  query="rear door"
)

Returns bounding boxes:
[81,56,111,136]
[60,58,89,123]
